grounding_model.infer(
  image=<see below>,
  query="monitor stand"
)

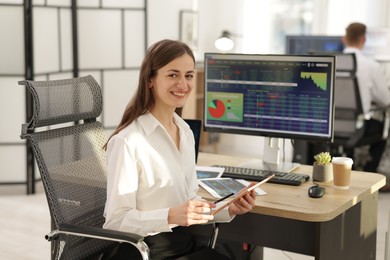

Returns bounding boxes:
[238,137,300,173]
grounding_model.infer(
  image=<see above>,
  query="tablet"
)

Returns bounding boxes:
[196,166,224,180]
[211,174,274,216]
[199,177,266,198]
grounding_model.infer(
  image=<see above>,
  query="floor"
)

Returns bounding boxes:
[0,182,389,260]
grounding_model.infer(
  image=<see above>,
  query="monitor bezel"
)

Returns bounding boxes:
[203,52,336,143]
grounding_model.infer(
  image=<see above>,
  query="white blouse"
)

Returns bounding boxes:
[103,112,231,237]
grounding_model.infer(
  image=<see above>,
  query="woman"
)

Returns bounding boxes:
[103,39,256,259]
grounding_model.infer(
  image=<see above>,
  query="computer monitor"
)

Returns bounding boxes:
[203,53,335,172]
[285,35,344,55]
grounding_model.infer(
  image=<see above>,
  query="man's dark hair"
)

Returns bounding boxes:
[345,22,367,44]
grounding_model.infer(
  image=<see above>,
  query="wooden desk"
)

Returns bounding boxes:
[192,152,386,260]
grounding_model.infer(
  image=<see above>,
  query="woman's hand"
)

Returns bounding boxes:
[228,189,256,217]
[168,200,215,226]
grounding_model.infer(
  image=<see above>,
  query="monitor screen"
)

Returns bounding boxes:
[285,35,344,55]
[203,53,335,171]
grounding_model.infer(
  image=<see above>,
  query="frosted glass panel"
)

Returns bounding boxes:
[33,75,49,81]
[0,6,24,75]
[124,11,145,67]
[47,0,71,6]
[60,8,73,71]
[32,0,45,4]
[79,71,102,86]
[34,7,60,74]
[0,146,26,182]
[77,0,100,7]
[48,72,73,80]
[102,0,144,8]
[0,77,25,143]
[79,10,122,69]
[0,0,23,3]
[103,70,139,127]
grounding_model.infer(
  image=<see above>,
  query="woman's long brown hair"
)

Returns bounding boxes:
[103,39,195,150]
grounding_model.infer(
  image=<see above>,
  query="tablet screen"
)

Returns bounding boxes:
[199,178,267,198]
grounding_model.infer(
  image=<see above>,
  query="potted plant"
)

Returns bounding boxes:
[313,152,333,182]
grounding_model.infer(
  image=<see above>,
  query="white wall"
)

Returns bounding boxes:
[147,0,193,46]
[148,0,246,60]
[326,0,387,35]
[197,0,244,58]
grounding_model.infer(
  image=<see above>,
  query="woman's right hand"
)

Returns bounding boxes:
[168,200,215,226]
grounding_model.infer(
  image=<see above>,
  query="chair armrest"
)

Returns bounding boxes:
[46,223,149,260]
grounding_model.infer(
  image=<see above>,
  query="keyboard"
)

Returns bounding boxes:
[214,165,310,186]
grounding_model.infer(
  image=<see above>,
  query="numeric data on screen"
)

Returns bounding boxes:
[204,54,335,139]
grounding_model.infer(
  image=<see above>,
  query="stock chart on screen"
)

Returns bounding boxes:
[204,53,335,141]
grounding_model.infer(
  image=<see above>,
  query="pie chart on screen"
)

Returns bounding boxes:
[208,99,225,118]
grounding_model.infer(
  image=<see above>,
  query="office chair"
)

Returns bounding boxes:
[19,75,225,260]
[332,53,364,153]
[331,53,390,163]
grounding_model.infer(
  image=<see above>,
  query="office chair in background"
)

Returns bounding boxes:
[330,53,390,169]
[19,75,225,260]
[331,53,365,156]
[292,52,390,168]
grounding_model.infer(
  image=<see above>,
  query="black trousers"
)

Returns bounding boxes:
[363,119,386,172]
[101,227,196,260]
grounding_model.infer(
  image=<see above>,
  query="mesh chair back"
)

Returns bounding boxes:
[333,74,362,137]
[21,75,102,131]
[20,75,113,259]
[335,53,357,73]
[332,53,365,147]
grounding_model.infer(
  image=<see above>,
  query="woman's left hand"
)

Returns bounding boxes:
[228,189,256,217]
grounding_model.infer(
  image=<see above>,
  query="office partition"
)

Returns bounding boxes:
[0,0,147,193]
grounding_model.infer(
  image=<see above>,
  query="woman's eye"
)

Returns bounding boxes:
[186,74,194,79]
[168,74,178,78]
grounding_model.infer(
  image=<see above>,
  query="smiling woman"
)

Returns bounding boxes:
[101,39,256,259]
[149,53,195,117]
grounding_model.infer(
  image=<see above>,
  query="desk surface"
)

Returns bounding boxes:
[197,152,386,222]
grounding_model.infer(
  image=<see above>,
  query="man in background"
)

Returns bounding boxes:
[342,22,390,191]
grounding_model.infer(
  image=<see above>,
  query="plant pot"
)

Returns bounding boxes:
[312,163,333,182]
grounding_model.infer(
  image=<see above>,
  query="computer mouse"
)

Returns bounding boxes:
[308,185,325,198]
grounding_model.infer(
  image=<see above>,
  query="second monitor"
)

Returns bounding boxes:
[203,53,336,172]
[285,35,344,55]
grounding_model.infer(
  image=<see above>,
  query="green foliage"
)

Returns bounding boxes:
[314,152,332,165]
